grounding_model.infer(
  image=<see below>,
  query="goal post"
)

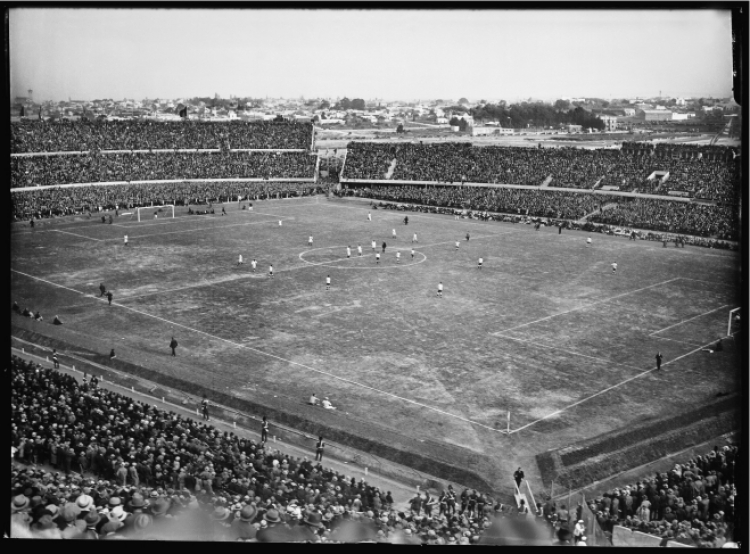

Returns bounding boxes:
[727,307,741,338]
[136,204,175,222]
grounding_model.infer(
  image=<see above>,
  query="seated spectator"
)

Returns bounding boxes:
[321,397,336,410]
[53,315,63,325]
[308,393,319,406]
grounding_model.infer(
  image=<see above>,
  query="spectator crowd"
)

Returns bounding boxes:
[11,151,316,188]
[11,181,325,220]
[578,444,739,547]
[342,184,738,241]
[11,121,313,153]
[11,354,555,543]
[342,142,739,203]
[589,198,739,241]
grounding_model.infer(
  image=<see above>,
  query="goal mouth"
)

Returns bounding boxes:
[727,307,741,338]
[135,204,175,222]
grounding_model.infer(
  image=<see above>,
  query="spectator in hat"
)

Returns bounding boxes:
[59,502,84,538]
[231,503,259,541]
[81,509,101,539]
[211,506,234,541]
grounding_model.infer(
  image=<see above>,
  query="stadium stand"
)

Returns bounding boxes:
[344,185,739,242]
[11,355,559,543]
[11,151,316,188]
[11,182,325,220]
[582,444,738,547]
[11,121,313,153]
[342,142,739,203]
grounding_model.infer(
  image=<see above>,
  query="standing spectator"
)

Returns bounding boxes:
[514,467,525,488]
[201,396,210,421]
[315,436,325,462]
[170,336,178,357]
[656,352,663,371]
[261,416,269,445]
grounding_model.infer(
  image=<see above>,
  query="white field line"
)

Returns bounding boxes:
[651,336,704,347]
[116,210,291,228]
[120,247,429,301]
[649,304,730,336]
[53,229,104,242]
[492,334,644,372]
[508,337,723,435]
[114,212,218,228]
[103,218,291,241]
[677,278,737,287]
[297,248,428,270]
[491,278,681,336]
[10,268,505,433]
[119,273,262,300]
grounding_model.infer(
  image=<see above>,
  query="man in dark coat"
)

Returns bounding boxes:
[170,337,178,357]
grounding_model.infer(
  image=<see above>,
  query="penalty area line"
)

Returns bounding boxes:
[10,267,503,434]
[492,278,681,336]
[508,337,723,435]
[53,229,104,242]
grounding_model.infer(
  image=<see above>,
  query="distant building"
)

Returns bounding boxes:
[561,124,583,133]
[638,109,672,122]
[671,113,695,121]
[675,98,686,106]
[622,108,636,116]
[599,115,618,131]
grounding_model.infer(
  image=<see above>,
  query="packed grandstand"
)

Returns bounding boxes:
[11,122,739,244]
[10,355,739,545]
[10,121,742,544]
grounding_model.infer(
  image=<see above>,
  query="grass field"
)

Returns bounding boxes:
[11,196,741,491]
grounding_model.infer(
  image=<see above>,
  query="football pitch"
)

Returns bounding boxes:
[11,196,741,489]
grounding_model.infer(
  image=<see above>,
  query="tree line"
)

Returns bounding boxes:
[470,102,605,130]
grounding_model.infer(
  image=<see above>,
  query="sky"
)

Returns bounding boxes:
[10,8,735,103]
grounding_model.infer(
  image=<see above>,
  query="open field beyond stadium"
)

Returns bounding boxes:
[11,196,741,491]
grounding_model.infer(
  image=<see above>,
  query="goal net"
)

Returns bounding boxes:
[727,307,741,338]
[136,204,175,222]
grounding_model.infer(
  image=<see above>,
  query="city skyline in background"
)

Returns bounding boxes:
[10,8,735,103]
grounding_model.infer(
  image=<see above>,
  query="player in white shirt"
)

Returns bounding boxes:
[269,265,274,277]
[368,212,372,221]
[346,246,351,258]
[309,235,313,246]
[586,237,592,247]
[437,282,443,298]
[357,245,362,256]
[411,248,415,260]
[238,254,244,266]
[478,257,483,269]
[396,251,401,263]
[611,262,617,274]
[455,241,460,250]
[375,252,380,264]
[279,220,283,226]
[251,259,257,272]
[326,275,331,290]
[392,228,397,239]
[124,235,129,246]
[371,240,376,251]
[412,233,418,243]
